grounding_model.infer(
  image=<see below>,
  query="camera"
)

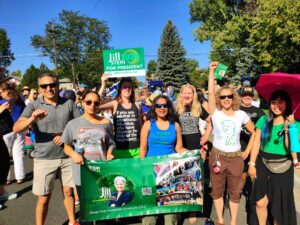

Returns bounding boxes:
[213,160,221,174]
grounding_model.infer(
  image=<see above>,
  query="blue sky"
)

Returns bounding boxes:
[0,0,211,80]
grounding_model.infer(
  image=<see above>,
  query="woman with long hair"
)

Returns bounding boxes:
[0,82,26,184]
[175,84,212,223]
[176,84,212,150]
[248,90,299,225]
[208,62,255,225]
[61,91,115,199]
[98,74,141,159]
[25,88,38,105]
[140,94,186,225]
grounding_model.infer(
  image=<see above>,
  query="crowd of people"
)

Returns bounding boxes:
[0,61,299,225]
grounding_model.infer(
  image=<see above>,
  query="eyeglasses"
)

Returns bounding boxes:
[84,100,100,107]
[39,83,57,89]
[219,94,234,100]
[155,103,168,108]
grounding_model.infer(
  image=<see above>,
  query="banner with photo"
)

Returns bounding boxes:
[81,150,203,222]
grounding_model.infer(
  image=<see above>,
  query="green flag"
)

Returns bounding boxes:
[80,150,203,222]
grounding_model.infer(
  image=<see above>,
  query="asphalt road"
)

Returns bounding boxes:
[1,156,299,225]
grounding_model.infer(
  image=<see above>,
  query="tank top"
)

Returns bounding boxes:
[113,103,140,150]
[147,120,176,157]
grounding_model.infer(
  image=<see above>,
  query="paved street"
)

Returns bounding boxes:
[1,156,300,225]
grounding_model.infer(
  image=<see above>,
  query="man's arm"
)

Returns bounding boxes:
[13,109,48,133]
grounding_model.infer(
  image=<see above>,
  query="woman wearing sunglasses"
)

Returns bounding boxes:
[61,91,115,198]
[208,62,255,225]
[140,95,186,225]
[98,74,141,159]
[248,90,299,225]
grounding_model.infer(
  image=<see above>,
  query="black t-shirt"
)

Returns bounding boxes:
[113,103,140,150]
[240,105,265,150]
[177,107,209,150]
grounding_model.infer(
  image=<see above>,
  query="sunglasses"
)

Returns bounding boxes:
[33,93,38,95]
[242,93,254,97]
[84,100,100,107]
[155,103,168,108]
[39,83,57,89]
[219,94,234,100]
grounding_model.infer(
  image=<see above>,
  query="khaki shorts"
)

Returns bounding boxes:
[32,158,75,196]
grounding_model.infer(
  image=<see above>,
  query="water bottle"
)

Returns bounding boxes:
[289,123,300,153]
[75,145,84,154]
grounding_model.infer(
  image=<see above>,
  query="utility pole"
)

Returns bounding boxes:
[47,24,58,75]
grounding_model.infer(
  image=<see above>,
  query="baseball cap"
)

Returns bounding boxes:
[63,90,76,101]
[79,83,87,88]
[21,86,30,91]
[242,80,251,87]
[240,86,254,96]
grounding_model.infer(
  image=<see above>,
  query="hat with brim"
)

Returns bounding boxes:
[240,86,254,96]
[145,93,158,106]
[21,86,30,91]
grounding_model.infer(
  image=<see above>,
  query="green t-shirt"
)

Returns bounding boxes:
[256,115,300,155]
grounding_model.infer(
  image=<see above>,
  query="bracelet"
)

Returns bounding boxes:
[248,162,256,167]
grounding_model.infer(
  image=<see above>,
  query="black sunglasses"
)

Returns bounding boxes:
[219,94,234,100]
[84,100,100,107]
[39,83,57,89]
[155,103,168,108]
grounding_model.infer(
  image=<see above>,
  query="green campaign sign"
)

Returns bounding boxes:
[80,150,203,222]
[103,48,146,78]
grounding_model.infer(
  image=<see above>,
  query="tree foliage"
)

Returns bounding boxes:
[146,60,157,80]
[20,63,51,89]
[189,0,300,81]
[156,20,189,91]
[187,59,208,88]
[0,28,14,80]
[31,10,112,85]
[10,69,22,77]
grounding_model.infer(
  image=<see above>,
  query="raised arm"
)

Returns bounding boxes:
[208,62,218,114]
[98,73,109,97]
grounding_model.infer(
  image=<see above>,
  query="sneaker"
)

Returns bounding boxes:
[68,221,80,225]
[294,162,300,169]
[75,200,80,207]
[0,203,3,210]
[0,192,18,201]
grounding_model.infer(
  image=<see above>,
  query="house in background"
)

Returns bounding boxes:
[59,78,74,90]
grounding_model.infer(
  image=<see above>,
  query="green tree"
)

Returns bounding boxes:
[10,69,22,77]
[156,20,189,91]
[31,10,112,86]
[20,63,51,89]
[0,28,14,80]
[187,59,208,88]
[146,60,157,80]
[190,0,300,79]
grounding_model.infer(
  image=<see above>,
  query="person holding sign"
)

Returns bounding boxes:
[140,94,186,225]
[99,74,142,159]
[61,91,115,198]
[175,84,212,223]
[208,62,255,225]
[248,90,299,225]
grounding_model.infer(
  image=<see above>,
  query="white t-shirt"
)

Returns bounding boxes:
[211,110,250,152]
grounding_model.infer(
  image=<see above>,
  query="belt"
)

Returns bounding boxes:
[212,147,242,157]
